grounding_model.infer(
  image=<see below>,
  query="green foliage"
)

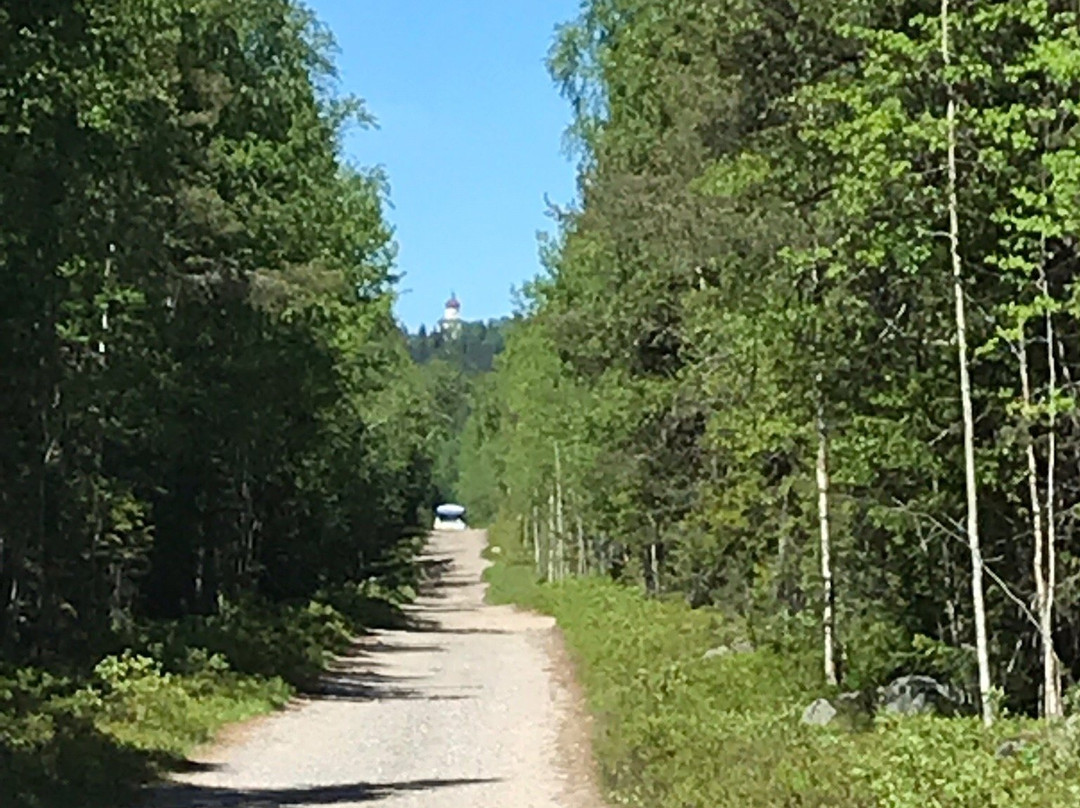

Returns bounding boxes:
[404,319,509,504]
[0,3,444,804]
[482,520,549,608]
[462,0,1080,720]
[485,534,1080,807]
[0,571,415,808]
[134,596,354,686]
[408,318,508,374]
[0,648,286,808]
[0,0,442,659]
[89,650,290,757]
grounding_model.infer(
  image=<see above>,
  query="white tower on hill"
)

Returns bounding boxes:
[439,293,462,337]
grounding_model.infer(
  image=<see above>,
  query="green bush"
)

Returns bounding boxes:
[485,527,1080,808]
[0,572,416,808]
[87,650,290,757]
[132,594,357,686]
[315,583,413,630]
[0,665,153,808]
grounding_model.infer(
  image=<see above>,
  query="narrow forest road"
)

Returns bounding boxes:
[151,529,603,808]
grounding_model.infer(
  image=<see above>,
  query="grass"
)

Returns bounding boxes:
[483,524,1080,808]
[0,561,420,808]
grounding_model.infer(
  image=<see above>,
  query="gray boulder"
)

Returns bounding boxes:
[995,738,1030,759]
[878,675,962,717]
[702,639,753,660]
[803,677,963,729]
[801,691,875,729]
[801,698,838,726]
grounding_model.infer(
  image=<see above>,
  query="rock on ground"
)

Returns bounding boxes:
[801,698,838,726]
[878,675,962,717]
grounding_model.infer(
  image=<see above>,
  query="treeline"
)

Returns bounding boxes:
[408,318,508,374]
[407,319,509,501]
[459,0,1080,719]
[0,0,441,666]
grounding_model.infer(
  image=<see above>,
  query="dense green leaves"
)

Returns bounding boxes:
[460,0,1080,716]
[0,0,441,661]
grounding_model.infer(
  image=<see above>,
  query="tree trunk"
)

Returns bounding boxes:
[554,444,566,582]
[532,503,541,577]
[1042,291,1062,718]
[1018,337,1054,718]
[649,541,660,595]
[816,395,838,687]
[0,534,21,652]
[547,492,556,583]
[576,513,586,576]
[942,0,993,726]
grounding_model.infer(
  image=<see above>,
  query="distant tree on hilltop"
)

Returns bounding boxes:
[407,318,509,375]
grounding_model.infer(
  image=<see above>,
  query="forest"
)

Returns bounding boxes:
[401,318,508,502]
[0,2,451,803]
[8,0,1080,805]
[407,318,508,374]
[0,0,450,661]
[458,0,1080,724]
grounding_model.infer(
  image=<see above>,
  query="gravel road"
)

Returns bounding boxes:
[151,529,603,808]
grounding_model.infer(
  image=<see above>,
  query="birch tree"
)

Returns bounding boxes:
[816,392,838,687]
[942,0,993,726]
[459,0,1080,715]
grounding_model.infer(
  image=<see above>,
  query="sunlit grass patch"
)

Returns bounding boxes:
[483,520,1080,808]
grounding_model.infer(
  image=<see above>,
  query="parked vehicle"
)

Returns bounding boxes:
[434,503,467,531]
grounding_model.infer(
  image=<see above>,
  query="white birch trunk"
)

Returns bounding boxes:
[532,504,541,577]
[554,444,566,582]
[816,394,838,687]
[547,492,556,583]
[1042,294,1063,718]
[576,513,586,576]
[1018,339,1051,716]
[942,0,994,726]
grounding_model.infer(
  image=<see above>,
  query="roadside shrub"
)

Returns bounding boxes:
[315,583,412,630]
[484,528,1080,808]
[853,716,1080,808]
[0,666,152,808]
[0,585,374,808]
[133,594,356,686]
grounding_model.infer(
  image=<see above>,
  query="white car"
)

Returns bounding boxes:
[434,503,467,531]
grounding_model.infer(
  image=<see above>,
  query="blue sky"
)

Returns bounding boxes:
[306,1,582,332]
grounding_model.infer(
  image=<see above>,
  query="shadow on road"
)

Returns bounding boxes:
[344,641,445,655]
[419,626,515,635]
[302,669,476,702]
[278,549,494,706]
[415,555,455,587]
[420,578,478,590]
[405,604,479,615]
[152,777,502,807]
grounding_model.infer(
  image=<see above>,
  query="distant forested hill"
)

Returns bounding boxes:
[406,318,509,374]
[404,317,510,504]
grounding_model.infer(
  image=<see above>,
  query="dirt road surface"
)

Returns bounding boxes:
[151,529,603,808]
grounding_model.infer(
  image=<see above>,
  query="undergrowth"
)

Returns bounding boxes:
[483,525,1080,808]
[0,557,420,808]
